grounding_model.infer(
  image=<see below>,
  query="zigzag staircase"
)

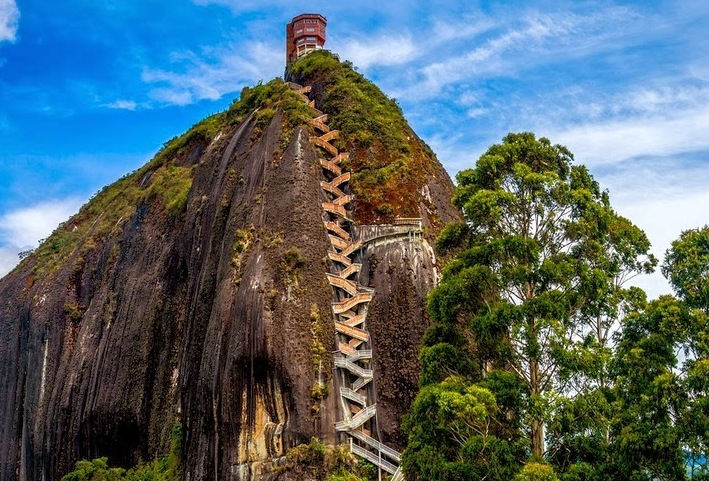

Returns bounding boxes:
[288,81,406,480]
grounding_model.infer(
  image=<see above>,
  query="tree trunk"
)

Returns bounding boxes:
[530,356,544,457]
[532,419,544,458]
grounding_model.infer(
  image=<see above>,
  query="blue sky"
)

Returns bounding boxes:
[1,0,708,297]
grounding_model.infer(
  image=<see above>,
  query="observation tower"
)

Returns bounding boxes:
[286,13,327,63]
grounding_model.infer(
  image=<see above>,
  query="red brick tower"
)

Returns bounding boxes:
[286,13,327,63]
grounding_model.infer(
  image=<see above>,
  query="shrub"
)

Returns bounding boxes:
[63,302,82,323]
[61,458,126,481]
[281,438,370,481]
[513,462,560,481]
[61,423,182,481]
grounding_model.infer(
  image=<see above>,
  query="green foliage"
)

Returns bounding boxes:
[228,78,314,136]
[145,166,194,215]
[407,132,669,478]
[63,301,82,323]
[607,296,690,481]
[288,50,433,222]
[281,438,369,481]
[425,132,655,457]
[61,458,126,481]
[281,246,306,272]
[418,342,474,386]
[61,457,174,481]
[327,474,364,481]
[663,225,709,310]
[233,227,253,254]
[311,382,330,402]
[403,376,525,481]
[548,292,709,480]
[61,424,182,481]
[310,304,328,365]
[167,423,183,479]
[513,461,559,481]
[231,225,255,272]
[435,221,470,253]
[547,389,613,477]
[279,246,306,301]
[352,460,378,481]
[285,437,328,471]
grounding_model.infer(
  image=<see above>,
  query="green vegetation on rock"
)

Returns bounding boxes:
[309,304,330,416]
[287,50,440,223]
[280,437,377,481]
[31,130,199,277]
[61,424,182,481]
[229,78,315,136]
[27,77,319,279]
[288,52,409,153]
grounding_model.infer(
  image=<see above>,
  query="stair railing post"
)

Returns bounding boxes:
[379,447,383,481]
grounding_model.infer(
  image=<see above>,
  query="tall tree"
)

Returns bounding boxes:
[608,296,690,481]
[422,133,655,457]
[663,226,709,478]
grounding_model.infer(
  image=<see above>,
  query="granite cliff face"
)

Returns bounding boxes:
[0,52,460,480]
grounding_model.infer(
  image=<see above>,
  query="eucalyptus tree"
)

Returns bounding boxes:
[423,132,655,458]
[663,226,709,478]
[606,296,692,481]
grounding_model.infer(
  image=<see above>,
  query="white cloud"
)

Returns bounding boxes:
[103,99,138,110]
[626,87,696,114]
[0,0,19,43]
[335,15,493,71]
[342,35,415,68]
[0,198,81,278]
[448,81,709,171]
[0,198,81,249]
[570,85,709,120]
[0,245,21,278]
[336,33,418,69]
[424,130,481,178]
[394,21,554,99]
[431,15,493,43]
[390,7,640,101]
[616,188,709,300]
[690,63,709,82]
[554,106,709,167]
[142,42,281,105]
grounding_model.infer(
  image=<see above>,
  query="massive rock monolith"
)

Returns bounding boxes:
[0,51,460,481]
